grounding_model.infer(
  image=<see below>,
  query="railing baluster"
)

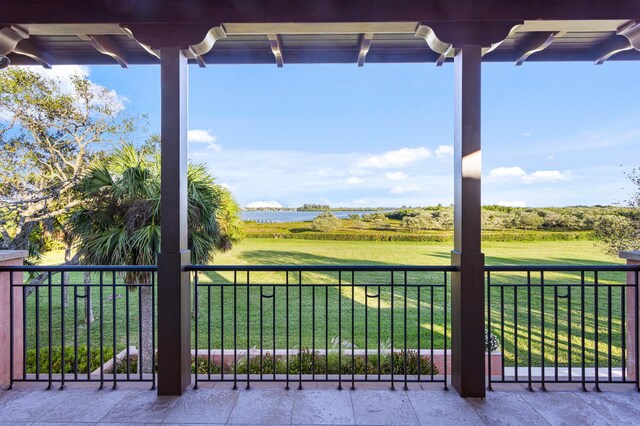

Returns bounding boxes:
[312,283,316,382]
[595,271,600,392]
[233,271,238,390]
[403,271,408,391]
[487,271,492,389]
[125,282,130,380]
[554,284,558,382]
[635,270,639,392]
[208,277,212,382]
[74,285,78,381]
[298,271,303,390]
[285,271,289,390]
[246,271,250,390]
[99,271,104,389]
[272,284,275,383]
[568,285,572,382]
[9,272,14,390]
[621,282,626,383]
[527,271,532,391]
[351,271,355,391]
[540,271,546,391]
[608,284,612,383]
[581,271,586,392]
[60,272,65,389]
[338,270,342,390]
[47,271,53,390]
[194,271,199,389]
[514,285,519,383]
[223,283,227,383]
[390,271,395,391]
[500,284,505,383]
[112,271,117,390]
[151,271,156,390]
[87,284,92,383]
[259,284,263,381]
[443,271,448,391]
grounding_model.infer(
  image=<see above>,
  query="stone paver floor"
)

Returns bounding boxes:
[1,382,639,425]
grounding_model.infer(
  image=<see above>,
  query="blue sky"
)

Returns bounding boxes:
[50,60,640,208]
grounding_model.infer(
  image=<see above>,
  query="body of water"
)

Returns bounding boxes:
[240,210,389,223]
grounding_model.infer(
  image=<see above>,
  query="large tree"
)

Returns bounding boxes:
[594,167,640,254]
[69,143,242,372]
[0,67,135,259]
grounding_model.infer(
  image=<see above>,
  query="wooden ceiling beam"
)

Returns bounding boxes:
[119,26,160,59]
[515,31,565,66]
[267,33,284,67]
[1,25,52,68]
[357,32,374,67]
[618,21,640,50]
[594,36,633,64]
[78,34,128,68]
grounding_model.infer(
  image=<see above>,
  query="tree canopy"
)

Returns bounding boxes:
[0,67,136,259]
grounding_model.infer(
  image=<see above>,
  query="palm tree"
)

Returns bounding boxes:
[69,143,241,373]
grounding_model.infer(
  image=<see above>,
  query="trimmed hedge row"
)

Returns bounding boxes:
[246,231,595,242]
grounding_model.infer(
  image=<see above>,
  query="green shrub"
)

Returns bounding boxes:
[230,348,438,376]
[311,211,342,232]
[26,346,114,374]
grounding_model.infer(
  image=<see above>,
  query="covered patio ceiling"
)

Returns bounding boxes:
[1,1,640,68]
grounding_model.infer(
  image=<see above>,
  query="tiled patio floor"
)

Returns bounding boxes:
[1,382,639,425]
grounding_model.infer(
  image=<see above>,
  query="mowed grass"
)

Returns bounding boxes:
[24,239,625,367]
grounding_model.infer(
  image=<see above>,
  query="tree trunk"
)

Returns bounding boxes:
[138,284,154,374]
[83,271,95,324]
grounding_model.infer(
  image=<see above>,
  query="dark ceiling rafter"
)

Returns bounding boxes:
[357,32,374,66]
[267,33,283,67]
[0,25,52,68]
[515,31,566,66]
[78,34,128,67]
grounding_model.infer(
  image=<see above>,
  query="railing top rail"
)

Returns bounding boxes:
[0,265,157,272]
[1,264,637,273]
[486,264,640,272]
[186,264,458,272]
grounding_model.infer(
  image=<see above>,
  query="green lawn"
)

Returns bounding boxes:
[24,239,626,368]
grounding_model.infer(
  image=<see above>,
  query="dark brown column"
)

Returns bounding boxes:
[451,44,486,397]
[157,47,191,395]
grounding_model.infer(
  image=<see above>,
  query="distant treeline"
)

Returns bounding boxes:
[382,205,639,232]
[296,204,392,211]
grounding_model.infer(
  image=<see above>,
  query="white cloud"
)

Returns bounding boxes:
[246,200,283,208]
[522,132,532,137]
[385,172,407,181]
[390,184,421,194]
[497,200,527,208]
[546,155,555,160]
[435,145,454,158]
[346,176,363,184]
[188,129,222,151]
[524,170,570,182]
[489,167,527,179]
[356,147,431,169]
[489,166,570,184]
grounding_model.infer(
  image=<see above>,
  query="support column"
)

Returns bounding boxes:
[619,251,640,383]
[0,250,27,389]
[157,47,191,395]
[451,45,486,397]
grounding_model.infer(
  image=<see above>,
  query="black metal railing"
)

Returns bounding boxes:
[486,265,640,391]
[187,265,454,390]
[0,265,157,389]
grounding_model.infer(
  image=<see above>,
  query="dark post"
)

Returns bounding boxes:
[451,44,486,397]
[157,47,191,395]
